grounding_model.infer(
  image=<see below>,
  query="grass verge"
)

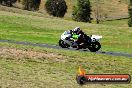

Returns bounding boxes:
[0,11,131,54]
[0,42,132,88]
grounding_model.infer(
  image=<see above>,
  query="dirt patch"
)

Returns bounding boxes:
[0,47,66,63]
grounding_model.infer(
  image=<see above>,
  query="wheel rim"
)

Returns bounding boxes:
[88,42,101,52]
[92,43,99,49]
[59,40,69,48]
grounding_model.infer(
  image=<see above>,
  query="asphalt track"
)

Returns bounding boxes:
[0,40,132,58]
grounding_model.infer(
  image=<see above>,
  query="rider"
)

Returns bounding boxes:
[61,27,83,48]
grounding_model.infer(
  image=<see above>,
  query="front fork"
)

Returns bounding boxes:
[63,40,73,46]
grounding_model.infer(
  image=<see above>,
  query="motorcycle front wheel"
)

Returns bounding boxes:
[59,39,70,48]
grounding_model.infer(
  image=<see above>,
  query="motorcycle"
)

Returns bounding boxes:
[59,32,102,52]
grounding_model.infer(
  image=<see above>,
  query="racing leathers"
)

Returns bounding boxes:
[61,29,81,47]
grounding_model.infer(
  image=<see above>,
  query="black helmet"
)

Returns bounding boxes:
[73,27,80,33]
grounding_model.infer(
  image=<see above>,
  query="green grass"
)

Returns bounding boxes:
[0,14,62,44]
[0,42,132,88]
[101,19,128,27]
[0,10,132,54]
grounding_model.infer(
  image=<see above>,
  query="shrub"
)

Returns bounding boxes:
[0,0,17,7]
[72,0,92,22]
[128,1,132,27]
[22,0,40,11]
[45,0,67,17]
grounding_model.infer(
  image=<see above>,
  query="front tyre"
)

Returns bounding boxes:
[59,39,69,48]
[88,41,101,52]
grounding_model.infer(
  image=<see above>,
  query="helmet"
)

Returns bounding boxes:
[73,27,80,33]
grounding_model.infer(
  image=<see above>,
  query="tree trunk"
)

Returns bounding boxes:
[39,0,45,11]
[96,0,100,24]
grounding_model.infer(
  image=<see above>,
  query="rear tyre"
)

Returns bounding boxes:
[88,41,101,52]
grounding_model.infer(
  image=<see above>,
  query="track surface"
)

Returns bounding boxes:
[0,40,132,58]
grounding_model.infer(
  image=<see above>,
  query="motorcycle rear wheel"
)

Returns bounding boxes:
[88,41,101,52]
